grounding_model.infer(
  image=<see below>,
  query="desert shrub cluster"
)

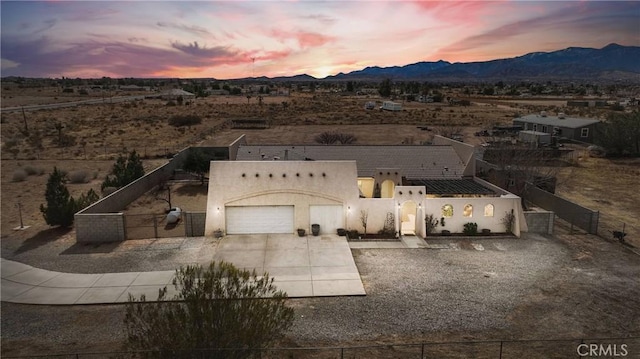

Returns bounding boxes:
[68,170,90,184]
[168,115,201,127]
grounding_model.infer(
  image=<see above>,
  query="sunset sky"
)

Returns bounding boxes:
[1,1,639,79]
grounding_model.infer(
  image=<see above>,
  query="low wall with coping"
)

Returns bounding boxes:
[75,146,220,243]
[524,210,554,234]
[75,213,126,243]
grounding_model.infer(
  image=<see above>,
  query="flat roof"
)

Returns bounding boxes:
[409,179,497,196]
[514,114,600,129]
[236,145,466,180]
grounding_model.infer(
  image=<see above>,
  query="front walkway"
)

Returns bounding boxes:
[1,234,365,305]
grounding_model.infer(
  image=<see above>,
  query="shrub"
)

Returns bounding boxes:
[68,170,90,184]
[501,210,515,234]
[463,222,478,236]
[23,165,44,176]
[124,261,294,354]
[168,115,202,127]
[314,131,357,144]
[12,169,28,182]
[425,214,439,234]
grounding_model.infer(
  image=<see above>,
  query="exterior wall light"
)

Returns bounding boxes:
[269,173,273,177]
[242,173,246,177]
[282,173,286,178]
[309,173,313,177]
[255,173,259,177]
[322,173,326,177]
[409,190,413,195]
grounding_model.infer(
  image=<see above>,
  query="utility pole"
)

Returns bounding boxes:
[21,106,28,133]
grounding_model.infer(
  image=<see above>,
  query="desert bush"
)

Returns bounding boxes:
[463,222,478,236]
[124,261,294,355]
[168,115,202,127]
[12,169,28,182]
[425,214,439,234]
[68,170,90,184]
[23,165,44,176]
[314,131,357,144]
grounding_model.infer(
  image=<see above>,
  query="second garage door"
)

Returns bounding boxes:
[225,206,294,234]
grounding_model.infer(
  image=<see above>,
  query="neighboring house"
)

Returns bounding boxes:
[160,89,196,101]
[381,101,402,111]
[513,113,601,143]
[205,136,526,238]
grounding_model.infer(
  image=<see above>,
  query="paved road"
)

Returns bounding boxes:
[0,95,148,113]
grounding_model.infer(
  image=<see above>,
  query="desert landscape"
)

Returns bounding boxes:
[1,85,639,356]
[2,86,638,247]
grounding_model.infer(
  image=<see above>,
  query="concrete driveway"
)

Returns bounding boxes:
[0,234,365,305]
[212,234,365,297]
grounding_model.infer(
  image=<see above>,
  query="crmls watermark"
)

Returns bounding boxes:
[577,343,628,357]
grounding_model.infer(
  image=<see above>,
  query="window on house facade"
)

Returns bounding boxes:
[533,124,538,131]
[581,128,589,137]
[442,204,453,218]
[484,204,494,217]
[542,125,548,133]
[463,204,473,217]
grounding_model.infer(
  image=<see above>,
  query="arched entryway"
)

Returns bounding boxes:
[400,201,417,235]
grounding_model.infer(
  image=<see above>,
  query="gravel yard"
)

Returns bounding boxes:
[3,232,639,357]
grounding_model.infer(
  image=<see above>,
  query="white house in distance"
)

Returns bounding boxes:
[205,136,526,238]
[381,101,402,111]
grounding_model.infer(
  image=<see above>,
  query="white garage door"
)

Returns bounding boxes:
[225,206,294,234]
[309,205,344,235]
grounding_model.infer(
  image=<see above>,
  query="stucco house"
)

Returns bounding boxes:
[205,136,526,238]
[513,113,601,143]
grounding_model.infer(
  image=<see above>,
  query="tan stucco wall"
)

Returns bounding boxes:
[205,161,359,235]
[424,195,524,236]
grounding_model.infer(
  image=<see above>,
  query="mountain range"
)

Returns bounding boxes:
[260,44,640,82]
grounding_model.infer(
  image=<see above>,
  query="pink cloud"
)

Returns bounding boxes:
[270,29,336,49]
[410,1,499,23]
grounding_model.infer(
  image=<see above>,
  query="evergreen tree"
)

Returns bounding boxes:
[102,151,145,190]
[183,148,210,185]
[378,78,392,97]
[40,167,75,227]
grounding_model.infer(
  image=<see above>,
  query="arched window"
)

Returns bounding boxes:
[484,204,494,217]
[381,179,395,198]
[463,204,473,217]
[442,204,453,217]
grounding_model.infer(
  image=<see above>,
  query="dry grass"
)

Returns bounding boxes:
[1,88,638,249]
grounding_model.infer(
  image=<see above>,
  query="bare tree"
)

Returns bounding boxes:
[360,210,369,237]
[479,139,569,208]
